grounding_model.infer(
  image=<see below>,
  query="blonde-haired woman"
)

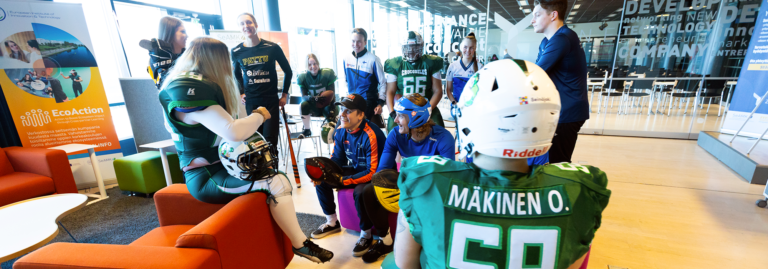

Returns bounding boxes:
[232,12,293,168]
[141,16,188,89]
[159,37,333,263]
[445,32,483,105]
[297,53,337,136]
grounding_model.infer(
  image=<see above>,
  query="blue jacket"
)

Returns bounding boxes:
[331,119,386,185]
[536,26,589,123]
[378,125,455,172]
[343,49,386,104]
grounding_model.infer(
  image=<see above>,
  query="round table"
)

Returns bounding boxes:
[0,194,88,263]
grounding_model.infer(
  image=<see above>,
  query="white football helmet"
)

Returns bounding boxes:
[401,31,424,63]
[456,59,561,160]
[219,132,277,181]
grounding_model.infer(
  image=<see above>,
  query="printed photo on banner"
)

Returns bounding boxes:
[31,23,97,67]
[5,66,90,102]
[1,31,37,69]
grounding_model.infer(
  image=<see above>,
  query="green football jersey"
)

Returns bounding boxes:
[398,156,611,269]
[158,71,227,168]
[297,68,337,96]
[384,55,443,97]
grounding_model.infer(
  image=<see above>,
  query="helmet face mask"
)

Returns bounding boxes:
[401,31,424,63]
[219,133,278,181]
[456,59,561,160]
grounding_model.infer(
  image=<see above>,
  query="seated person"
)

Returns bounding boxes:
[384,60,611,269]
[298,53,338,137]
[158,37,332,263]
[310,94,386,258]
[356,93,455,263]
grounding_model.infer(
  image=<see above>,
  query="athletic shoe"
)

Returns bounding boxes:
[310,221,341,239]
[362,240,393,263]
[293,239,334,263]
[300,129,312,138]
[352,236,373,257]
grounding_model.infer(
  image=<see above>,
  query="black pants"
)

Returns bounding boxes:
[315,167,373,231]
[246,99,280,164]
[361,183,391,237]
[549,120,585,164]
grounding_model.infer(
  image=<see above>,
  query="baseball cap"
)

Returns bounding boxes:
[335,93,367,113]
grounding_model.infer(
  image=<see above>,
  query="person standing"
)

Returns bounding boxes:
[60,69,84,97]
[384,31,444,133]
[532,0,589,164]
[232,12,293,164]
[140,16,188,90]
[343,28,386,128]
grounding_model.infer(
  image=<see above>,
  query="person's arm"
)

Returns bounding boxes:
[60,73,71,79]
[232,56,246,103]
[429,75,443,110]
[386,82,397,115]
[342,129,380,185]
[374,56,387,113]
[445,70,455,103]
[394,210,422,269]
[376,131,399,172]
[535,35,570,73]
[437,132,456,161]
[275,47,293,107]
[175,105,267,142]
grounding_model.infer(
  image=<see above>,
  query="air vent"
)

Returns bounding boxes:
[462,128,471,135]
[492,79,499,91]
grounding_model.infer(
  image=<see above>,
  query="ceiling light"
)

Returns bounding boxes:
[616,8,622,11]
[608,14,616,17]
[456,0,463,2]
[568,16,574,20]
[573,4,581,9]
[392,1,410,7]
[467,5,476,10]
[523,8,531,13]
[570,11,577,15]
[518,0,528,6]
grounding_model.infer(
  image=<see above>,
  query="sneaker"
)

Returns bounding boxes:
[310,221,341,239]
[300,129,312,138]
[362,240,393,263]
[293,239,334,263]
[352,236,373,257]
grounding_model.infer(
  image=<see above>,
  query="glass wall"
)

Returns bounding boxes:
[107,0,762,140]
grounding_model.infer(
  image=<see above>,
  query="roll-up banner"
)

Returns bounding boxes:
[0,1,121,185]
[722,0,768,139]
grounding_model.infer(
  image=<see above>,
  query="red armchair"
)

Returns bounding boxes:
[14,184,295,269]
[0,146,78,207]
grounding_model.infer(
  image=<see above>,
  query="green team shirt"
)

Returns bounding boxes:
[398,156,611,269]
[384,55,443,97]
[158,72,227,168]
[297,68,337,96]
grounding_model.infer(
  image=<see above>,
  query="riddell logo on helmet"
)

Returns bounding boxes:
[347,94,355,100]
[503,147,549,158]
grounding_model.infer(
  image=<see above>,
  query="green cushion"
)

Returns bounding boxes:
[381,252,399,269]
[113,151,184,194]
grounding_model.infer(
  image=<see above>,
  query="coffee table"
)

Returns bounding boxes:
[0,194,88,263]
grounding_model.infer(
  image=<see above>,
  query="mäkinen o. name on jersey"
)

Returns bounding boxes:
[444,181,572,218]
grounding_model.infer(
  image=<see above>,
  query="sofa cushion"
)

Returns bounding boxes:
[0,172,55,207]
[0,147,14,177]
[131,225,195,247]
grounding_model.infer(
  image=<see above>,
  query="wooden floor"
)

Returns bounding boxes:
[282,134,768,268]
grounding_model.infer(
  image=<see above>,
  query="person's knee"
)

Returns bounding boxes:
[269,173,293,198]
[300,101,311,115]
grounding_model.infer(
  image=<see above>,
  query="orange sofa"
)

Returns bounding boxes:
[0,146,78,207]
[13,184,295,269]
